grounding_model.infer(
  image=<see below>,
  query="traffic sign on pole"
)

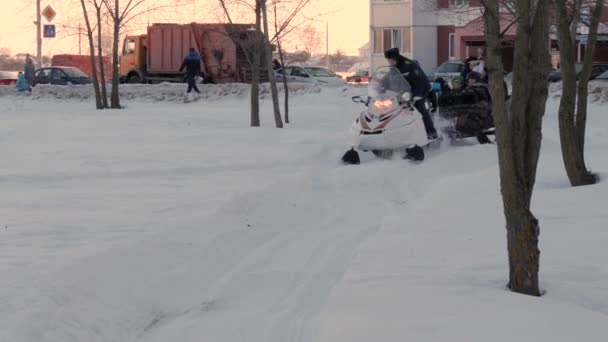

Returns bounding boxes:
[580,35,588,45]
[580,7,591,26]
[43,25,56,38]
[42,5,57,23]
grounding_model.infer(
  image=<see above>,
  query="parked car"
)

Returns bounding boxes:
[595,70,608,81]
[33,67,93,86]
[432,61,465,81]
[346,70,370,83]
[548,63,608,83]
[0,71,19,85]
[275,66,346,86]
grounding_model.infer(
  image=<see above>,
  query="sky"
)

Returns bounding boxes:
[0,0,369,56]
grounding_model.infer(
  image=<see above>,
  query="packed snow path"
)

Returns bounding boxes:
[1,87,607,341]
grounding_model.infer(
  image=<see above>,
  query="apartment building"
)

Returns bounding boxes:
[370,0,608,73]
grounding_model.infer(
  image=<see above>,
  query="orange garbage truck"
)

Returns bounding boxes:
[119,23,268,84]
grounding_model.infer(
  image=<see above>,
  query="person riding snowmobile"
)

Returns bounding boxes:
[437,71,494,136]
[384,48,438,140]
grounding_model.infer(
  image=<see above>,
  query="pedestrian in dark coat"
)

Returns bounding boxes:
[384,48,437,139]
[462,56,477,81]
[24,54,35,88]
[180,48,202,94]
[272,59,282,71]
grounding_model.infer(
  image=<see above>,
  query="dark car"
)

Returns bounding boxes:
[0,71,18,85]
[548,63,608,83]
[346,70,370,83]
[432,61,465,81]
[33,67,93,86]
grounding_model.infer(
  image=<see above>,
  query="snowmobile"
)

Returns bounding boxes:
[430,78,496,145]
[342,67,438,165]
[442,127,495,145]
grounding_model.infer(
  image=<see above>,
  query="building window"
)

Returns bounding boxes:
[450,0,466,6]
[383,29,392,52]
[448,33,455,59]
[373,30,383,53]
[373,28,411,54]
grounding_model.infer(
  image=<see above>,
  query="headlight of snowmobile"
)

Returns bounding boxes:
[402,92,412,102]
[373,99,393,109]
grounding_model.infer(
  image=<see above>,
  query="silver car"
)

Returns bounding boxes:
[275,66,346,87]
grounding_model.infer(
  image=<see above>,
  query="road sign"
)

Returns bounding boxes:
[43,25,56,38]
[42,5,57,23]
[580,7,591,26]
[580,34,588,45]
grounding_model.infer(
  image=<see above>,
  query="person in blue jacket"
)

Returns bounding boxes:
[179,48,202,94]
[16,72,29,93]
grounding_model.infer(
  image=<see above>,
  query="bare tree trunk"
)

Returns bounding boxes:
[95,4,109,108]
[251,50,261,127]
[80,0,103,109]
[556,0,602,186]
[262,0,283,128]
[110,0,121,109]
[273,0,290,124]
[484,0,551,297]
[250,0,263,127]
[278,42,289,124]
[575,0,602,154]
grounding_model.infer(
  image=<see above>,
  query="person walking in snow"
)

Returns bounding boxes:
[24,54,35,89]
[180,48,202,94]
[384,48,438,140]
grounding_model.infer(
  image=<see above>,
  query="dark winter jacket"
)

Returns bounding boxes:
[272,59,282,71]
[24,57,35,85]
[394,56,431,98]
[438,84,494,135]
[180,50,202,79]
[461,57,477,81]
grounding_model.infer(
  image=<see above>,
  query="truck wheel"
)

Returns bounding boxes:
[127,73,142,84]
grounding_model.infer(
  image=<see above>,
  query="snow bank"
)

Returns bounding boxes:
[0,82,324,103]
[1,90,607,342]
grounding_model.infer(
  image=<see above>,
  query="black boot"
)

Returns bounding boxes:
[404,145,425,162]
[476,133,493,145]
[342,148,360,165]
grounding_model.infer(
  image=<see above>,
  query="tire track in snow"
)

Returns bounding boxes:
[4,139,498,342]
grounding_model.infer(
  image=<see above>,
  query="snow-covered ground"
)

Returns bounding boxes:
[1,85,607,342]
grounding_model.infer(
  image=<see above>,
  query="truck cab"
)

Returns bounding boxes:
[120,35,147,83]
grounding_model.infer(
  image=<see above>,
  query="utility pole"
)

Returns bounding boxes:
[193,0,197,22]
[326,22,329,70]
[36,0,42,67]
[79,23,82,55]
